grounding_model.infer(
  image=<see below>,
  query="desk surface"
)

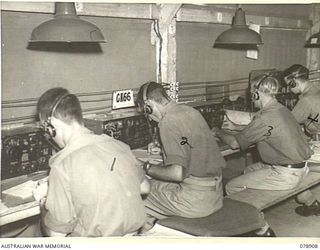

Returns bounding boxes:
[0,143,238,227]
[0,171,48,226]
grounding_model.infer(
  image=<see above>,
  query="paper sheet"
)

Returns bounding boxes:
[2,180,37,200]
[222,110,253,131]
[132,149,163,165]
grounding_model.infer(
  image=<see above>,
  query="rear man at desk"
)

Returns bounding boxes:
[136,82,273,236]
[37,87,150,236]
[283,64,320,216]
[216,74,311,200]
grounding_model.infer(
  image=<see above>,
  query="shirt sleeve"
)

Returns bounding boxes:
[160,119,189,168]
[235,115,273,151]
[43,165,77,234]
[135,160,146,183]
[292,99,311,124]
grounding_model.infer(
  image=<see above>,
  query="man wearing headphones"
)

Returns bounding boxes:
[216,74,311,199]
[136,82,226,232]
[37,87,150,236]
[283,64,320,217]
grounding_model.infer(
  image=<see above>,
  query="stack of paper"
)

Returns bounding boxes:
[2,180,37,200]
[222,110,253,131]
[132,149,163,165]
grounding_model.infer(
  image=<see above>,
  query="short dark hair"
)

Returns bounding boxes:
[283,64,309,81]
[37,87,83,125]
[136,82,170,109]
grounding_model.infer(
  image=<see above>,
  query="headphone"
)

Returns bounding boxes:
[284,72,308,88]
[143,83,153,115]
[43,93,71,138]
[252,74,271,101]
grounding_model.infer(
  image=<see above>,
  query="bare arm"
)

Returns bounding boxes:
[216,129,240,150]
[146,163,185,183]
[140,177,151,195]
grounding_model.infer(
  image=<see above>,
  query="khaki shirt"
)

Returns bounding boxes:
[44,128,146,236]
[158,101,226,178]
[235,99,312,165]
[292,83,320,135]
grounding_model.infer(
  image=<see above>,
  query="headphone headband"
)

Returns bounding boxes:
[50,93,70,118]
[43,93,70,138]
[293,72,308,79]
[256,73,272,91]
[252,73,276,101]
[143,82,151,103]
[285,72,308,88]
[142,83,153,115]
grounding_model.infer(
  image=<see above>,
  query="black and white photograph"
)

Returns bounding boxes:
[0,1,319,248]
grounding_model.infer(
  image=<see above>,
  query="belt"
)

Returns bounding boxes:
[282,162,306,169]
[183,175,222,191]
[312,134,320,141]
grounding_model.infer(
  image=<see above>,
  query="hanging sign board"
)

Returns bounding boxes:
[112,89,135,109]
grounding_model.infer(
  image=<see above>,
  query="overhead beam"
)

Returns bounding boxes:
[1,2,157,20]
[1,3,311,30]
[158,4,182,34]
[177,5,311,30]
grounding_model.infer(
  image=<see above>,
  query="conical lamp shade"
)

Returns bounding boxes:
[214,8,263,46]
[305,32,320,48]
[29,2,105,43]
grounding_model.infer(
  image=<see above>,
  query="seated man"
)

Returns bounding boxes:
[136,82,274,236]
[283,64,320,216]
[37,87,150,237]
[216,74,312,195]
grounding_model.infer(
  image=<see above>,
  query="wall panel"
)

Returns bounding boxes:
[176,22,307,95]
[1,11,156,123]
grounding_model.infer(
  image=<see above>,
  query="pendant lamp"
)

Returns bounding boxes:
[214,8,263,46]
[29,2,105,43]
[305,31,320,48]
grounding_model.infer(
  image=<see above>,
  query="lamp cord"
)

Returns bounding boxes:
[153,19,163,83]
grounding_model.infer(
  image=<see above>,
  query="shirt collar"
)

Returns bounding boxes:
[49,126,102,166]
[262,98,279,110]
[160,101,177,121]
[300,83,316,98]
[254,98,280,117]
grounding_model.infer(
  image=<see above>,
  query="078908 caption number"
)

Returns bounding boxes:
[300,244,318,248]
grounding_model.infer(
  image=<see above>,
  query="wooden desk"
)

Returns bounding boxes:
[0,200,40,226]
[0,171,47,227]
[0,144,240,227]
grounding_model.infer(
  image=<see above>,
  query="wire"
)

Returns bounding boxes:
[2,88,140,105]
[2,94,139,109]
[2,70,319,124]
[179,89,246,99]
[153,19,163,82]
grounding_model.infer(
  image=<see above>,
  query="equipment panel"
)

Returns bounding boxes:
[1,126,52,180]
[84,113,156,149]
[192,97,249,129]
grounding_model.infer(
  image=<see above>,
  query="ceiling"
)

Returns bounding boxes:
[187,4,312,20]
